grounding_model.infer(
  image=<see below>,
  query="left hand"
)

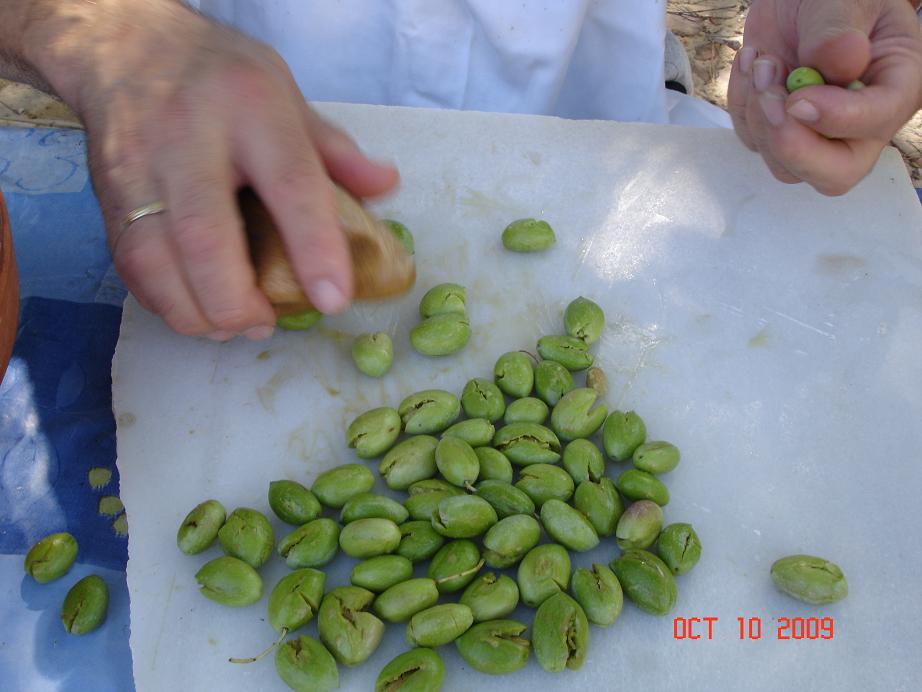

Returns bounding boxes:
[728,0,922,196]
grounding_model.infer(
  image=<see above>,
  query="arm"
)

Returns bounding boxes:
[728,0,922,196]
[0,0,399,339]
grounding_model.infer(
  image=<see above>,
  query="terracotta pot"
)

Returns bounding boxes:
[0,189,18,381]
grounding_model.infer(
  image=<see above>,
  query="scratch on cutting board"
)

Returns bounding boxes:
[151,574,177,671]
[763,308,836,340]
[257,367,295,413]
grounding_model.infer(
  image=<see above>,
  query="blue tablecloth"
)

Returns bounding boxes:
[1,126,132,691]
[1,124,921,690]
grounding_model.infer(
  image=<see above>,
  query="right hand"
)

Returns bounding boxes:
[33,0,398,340]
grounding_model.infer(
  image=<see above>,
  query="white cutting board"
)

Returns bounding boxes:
[113,103,922,692]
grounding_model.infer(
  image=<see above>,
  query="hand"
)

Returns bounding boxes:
[728,0,922,196]
[29,0,398,340]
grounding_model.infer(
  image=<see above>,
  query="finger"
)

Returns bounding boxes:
[796,1,873,85]
[786,65,922,141]
[751,53,788,94]
[305,109,400,198]
[157,116,277,338]
[757,85,882,195]
[728,47,757,151]
[111,216,214,337]
[744,83,801,185]
[233,97,353,314]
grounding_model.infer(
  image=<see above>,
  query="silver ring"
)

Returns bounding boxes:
[123,201,166,229]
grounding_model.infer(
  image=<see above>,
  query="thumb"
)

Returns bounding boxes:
[797,0,875,85]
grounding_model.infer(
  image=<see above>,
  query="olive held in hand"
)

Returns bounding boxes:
[61,575,109,635]
[25,532,78,584]
[786,66,825,93]
[502,218,556,252]
[351,332,394,378]
[770,555,847,605]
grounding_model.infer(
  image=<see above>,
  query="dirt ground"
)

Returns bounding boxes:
[1,0,920,186]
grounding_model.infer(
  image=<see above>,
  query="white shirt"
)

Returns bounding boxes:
[193,0,729,127]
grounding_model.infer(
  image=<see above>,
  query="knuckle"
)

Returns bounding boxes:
[169,210,227,261]
[219,61,277,103]
[270,163,328,208]
[114,232,168,280]
[161,306,210,336]
[204,304,253,332]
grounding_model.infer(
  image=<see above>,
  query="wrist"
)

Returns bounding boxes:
[21,0,191,115]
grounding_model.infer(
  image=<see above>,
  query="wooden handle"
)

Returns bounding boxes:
[241,185,416,316]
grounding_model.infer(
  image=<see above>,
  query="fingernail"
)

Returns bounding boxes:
[759,91,787,127]
[244,325,274,341]
[309,278,349,314]
[753,59,776,92]
[739,46,756,75]
[787,99,819,122]
[207,331,233,342]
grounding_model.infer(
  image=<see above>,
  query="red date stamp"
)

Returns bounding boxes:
[673,617,836,640]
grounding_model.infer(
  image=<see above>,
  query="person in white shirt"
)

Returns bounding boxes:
[1,0,920,340]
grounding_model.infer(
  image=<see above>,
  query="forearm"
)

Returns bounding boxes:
[0,0,190,111]
[0,1,53,90]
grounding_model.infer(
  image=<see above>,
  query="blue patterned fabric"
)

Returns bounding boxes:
[1,126,132,690]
